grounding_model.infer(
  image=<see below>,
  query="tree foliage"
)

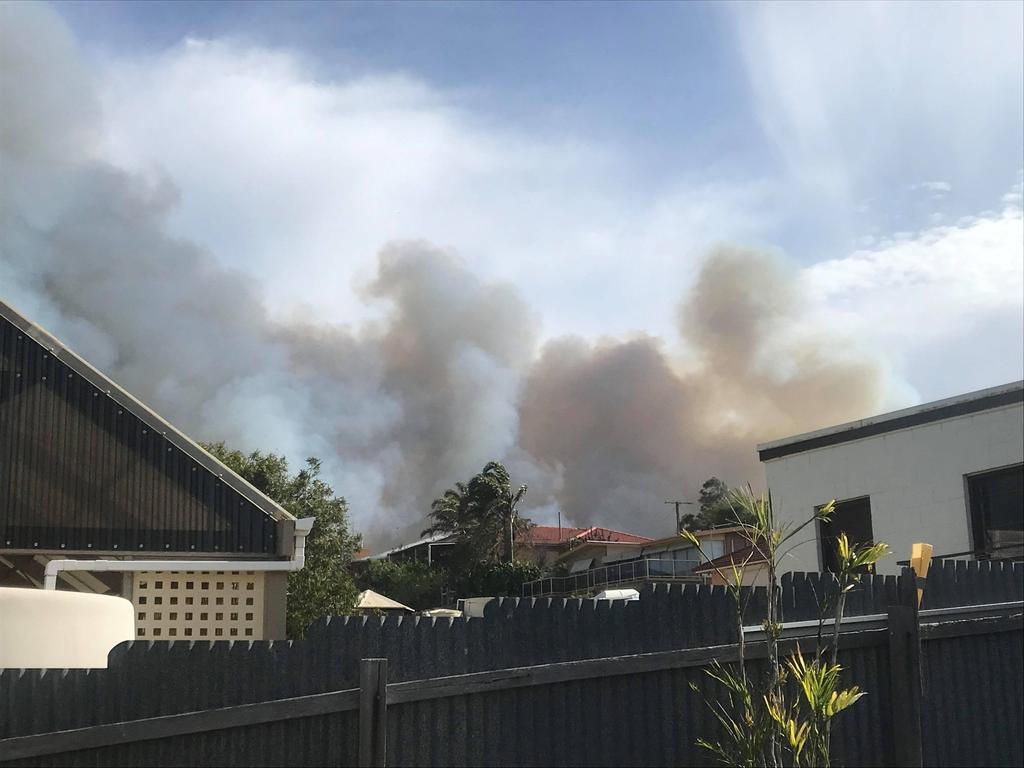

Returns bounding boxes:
[203,442,361,638]
[451,559,541,598]
[680,476,757,531]
[356,559,447,611]
[423,461,531,565]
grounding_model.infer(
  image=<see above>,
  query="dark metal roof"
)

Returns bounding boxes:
[0,298,293,556]
[758,381,1024,462]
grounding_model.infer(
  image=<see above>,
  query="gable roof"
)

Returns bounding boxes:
[0,298,293,556]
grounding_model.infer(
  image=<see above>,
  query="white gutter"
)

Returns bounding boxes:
[43,517,315,590]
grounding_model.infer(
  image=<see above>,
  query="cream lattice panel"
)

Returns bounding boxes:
[133,570,265,640]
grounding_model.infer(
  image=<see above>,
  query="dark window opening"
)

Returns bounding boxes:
[818,496,874,573]
[968,464,1023,560]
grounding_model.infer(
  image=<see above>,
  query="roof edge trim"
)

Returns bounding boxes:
[757,381,1024,462]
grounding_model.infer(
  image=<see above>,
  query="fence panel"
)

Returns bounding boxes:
[1,563,1021,767]
[920,622,1024,767]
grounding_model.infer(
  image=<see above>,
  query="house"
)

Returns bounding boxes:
[692,543,769,587]
[0,299,311,640]
[356,525,651,569]
[759,380,1023,575]
[524,525,761,596]
[517,525,652,567]
[355,532,457,567]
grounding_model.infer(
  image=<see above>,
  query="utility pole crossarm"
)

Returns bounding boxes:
[664,499,699,534]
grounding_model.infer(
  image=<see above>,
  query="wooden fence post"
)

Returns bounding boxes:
[887,606,923,767]
[359,658,388,767]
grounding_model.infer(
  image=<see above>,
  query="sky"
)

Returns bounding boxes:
[2,1,1022,541]
[45,0,1023,401]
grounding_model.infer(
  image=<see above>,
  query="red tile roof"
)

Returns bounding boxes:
[692,543,769,573]
[517,525,652,546]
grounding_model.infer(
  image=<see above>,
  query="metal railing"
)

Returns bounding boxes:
[523,557,702,598]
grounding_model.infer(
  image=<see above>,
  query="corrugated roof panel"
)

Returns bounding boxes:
[0,305,283,555]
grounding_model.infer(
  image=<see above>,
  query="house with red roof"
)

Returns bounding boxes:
[355,525,652,570]
[516,525,653,567]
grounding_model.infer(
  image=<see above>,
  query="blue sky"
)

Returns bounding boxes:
[38,1,1024,400]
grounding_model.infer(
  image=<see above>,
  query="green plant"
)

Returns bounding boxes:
[422,461,531,565]
[682,487,889,767]
[452,559,541,598]
[203,443,362,638]
[356,559,448,611]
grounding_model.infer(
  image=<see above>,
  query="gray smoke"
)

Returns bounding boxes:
[519,247,888,535]
[1,4,890,546]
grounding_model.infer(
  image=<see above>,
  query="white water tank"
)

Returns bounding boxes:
[0,588,135,668]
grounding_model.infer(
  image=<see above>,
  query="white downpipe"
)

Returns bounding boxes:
[43,517,315,590]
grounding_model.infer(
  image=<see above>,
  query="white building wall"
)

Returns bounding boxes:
[763,403,1024,575]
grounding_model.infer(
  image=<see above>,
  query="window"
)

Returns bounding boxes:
[702,540,725,561]
[968,464,1024,560]
[818,496,874,573]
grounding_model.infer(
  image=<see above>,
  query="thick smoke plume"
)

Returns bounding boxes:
[1,4,890,546]
[519,248,887,534]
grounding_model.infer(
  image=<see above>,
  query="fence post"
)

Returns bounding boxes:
[887,606,923,767]
[359,658,388,767]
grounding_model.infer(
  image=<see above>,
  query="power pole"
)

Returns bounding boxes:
[665,500,699,534]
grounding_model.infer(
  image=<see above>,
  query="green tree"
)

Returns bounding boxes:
[699,477,731,517]
[203,442,361,638]
[680,476,757,531]
[357,560,447,611]
[423,461,531,565]
[452,559,541,598]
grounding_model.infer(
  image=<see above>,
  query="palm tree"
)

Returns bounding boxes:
[473,461,529,562]
[422,461,530,564]
[422,481,469,539]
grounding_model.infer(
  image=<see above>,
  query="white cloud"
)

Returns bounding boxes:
[801,195,1024,398]
[94,37,767,342]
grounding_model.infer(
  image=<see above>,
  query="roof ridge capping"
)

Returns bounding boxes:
[0,297,295,522]
[758,380,1024,462]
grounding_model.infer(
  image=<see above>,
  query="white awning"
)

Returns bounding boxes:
[355,589,414,611]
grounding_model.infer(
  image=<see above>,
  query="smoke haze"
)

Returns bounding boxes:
[2,4,896,546]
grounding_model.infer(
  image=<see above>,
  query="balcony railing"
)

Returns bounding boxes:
[522,557,702,598]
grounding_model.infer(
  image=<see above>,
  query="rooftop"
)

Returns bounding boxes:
[758,380,1024,462]
[0,297,293,524]
[519,525,653,546]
